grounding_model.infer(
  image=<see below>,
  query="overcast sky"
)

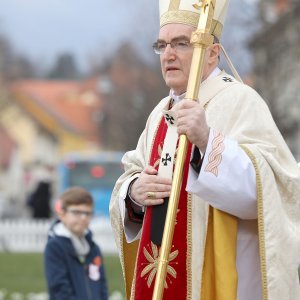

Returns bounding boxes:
[0,0,259,74]
[0,0,159,71]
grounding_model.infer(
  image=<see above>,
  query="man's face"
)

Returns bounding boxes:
[158,23,194,95]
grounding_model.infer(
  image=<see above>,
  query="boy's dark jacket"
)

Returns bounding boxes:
[44,220,108,300]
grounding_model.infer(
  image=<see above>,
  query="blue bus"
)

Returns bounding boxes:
[58,152,124,217]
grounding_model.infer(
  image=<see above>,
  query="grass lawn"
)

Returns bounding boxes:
[0,252,124,297]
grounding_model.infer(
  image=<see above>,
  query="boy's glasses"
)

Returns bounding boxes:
[65,209,93,218]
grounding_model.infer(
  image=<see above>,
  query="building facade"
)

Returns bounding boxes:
[0,79,103,217]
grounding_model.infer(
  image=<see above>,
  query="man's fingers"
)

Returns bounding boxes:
[144,198,165,206]
[144,190,171,200]
[143,165,158,175]
[140,172,172,186]
[146,182,172,192]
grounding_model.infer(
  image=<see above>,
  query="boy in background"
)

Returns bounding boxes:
[44,186,108,300]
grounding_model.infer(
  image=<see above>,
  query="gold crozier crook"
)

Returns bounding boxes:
[152,1,216,299]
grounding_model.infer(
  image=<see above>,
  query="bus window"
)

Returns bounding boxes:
[58,152,124,217]
[67,162,122,189]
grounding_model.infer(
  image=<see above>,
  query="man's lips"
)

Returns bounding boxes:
[166,66,179,72]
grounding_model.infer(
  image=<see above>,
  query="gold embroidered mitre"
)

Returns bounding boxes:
[159,0,229,40]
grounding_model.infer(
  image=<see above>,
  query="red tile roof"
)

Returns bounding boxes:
[10,79,103,142]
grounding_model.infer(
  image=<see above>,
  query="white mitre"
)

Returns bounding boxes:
[160,0,229,40]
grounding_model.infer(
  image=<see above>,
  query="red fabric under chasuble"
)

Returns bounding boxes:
[133,116,192,299]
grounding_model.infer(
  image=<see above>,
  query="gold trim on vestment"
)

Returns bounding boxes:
[122,231,139,300]
[130,108,170,299]
[130,245,137,299]
[160,11,223,39]
[240,145,268,300]
[153,144,163,169]
[149,114,164,167]
[186,193,192,299]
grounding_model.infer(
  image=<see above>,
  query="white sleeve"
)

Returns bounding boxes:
[118,174,142,242]
[186,129,257,219]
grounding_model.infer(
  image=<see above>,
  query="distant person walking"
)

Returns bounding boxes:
[27,164,53,219]
[44,186,108,300]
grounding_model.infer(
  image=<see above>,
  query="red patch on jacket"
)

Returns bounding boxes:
[93,256,102,266]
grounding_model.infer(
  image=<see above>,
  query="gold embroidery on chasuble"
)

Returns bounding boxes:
[205,130,225,176]
[175,208,180,226]
[153,144,163,169]
[141,241,179,288]
[133,98,192,299]
[141,105,180,289]
[186,193,193,300]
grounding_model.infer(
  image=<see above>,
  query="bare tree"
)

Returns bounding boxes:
[0,34,36,80]
[251,2,300,158]
[98,43,167,151]
[47,53,81,79]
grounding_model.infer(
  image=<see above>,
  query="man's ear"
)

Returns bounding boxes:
[208,43,221,63]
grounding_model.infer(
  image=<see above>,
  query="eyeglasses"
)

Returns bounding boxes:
[152,38,191,55]
[65,209,93,218]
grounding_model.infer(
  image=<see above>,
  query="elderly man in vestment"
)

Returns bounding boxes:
[110,0,300,299]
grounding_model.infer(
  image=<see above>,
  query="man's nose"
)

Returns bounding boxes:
[163,44,176,58]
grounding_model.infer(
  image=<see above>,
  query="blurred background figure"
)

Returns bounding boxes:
[26,163,54,219]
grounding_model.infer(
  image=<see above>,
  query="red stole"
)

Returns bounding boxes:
[132,115,192,299]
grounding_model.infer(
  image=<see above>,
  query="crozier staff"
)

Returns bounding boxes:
[110,0,300,299]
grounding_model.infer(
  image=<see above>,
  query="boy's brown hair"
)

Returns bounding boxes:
[60,186,93,209]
